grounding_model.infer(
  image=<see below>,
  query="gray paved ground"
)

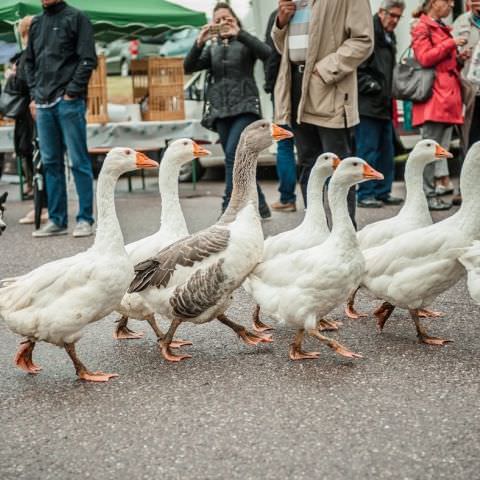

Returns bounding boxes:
[0,174,479,480]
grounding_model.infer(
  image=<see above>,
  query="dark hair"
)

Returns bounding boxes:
[412,0,432,18]
[213,2,243,29]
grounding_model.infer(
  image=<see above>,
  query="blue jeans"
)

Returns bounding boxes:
[276,124,296,204]
[356,116,395,202]
[36,98,94,228]
[215,113,267,211]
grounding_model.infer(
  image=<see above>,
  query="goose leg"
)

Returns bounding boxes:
[252,305,274,333]
[217,314,273,345]
[374,302,396,332]
[417,308,444,318]
[409,309,452,346]
[289,329,320,360]
[159,318,192,362]
[14,340,42,374]
[145,314,192,348]
[344,287,368,319]
[65,343,118,382]
[307,329,363,359]
[113,315,144,340]
[318,319,342,331]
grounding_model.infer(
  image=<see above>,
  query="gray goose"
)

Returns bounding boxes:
[128,120,293,361]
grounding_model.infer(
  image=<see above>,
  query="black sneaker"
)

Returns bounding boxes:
[378,195,403,206]
[259,204,272,220]
[427,196,452,211]
[357,197,383,208]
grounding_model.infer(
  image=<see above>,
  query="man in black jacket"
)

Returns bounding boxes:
[25,0,97,237]
[356,0,405,208]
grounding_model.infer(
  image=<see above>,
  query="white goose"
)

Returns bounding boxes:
[114,139,210,342]
[248,152,340,332]
[128,120,292,362]
[246,158,383,360]
[0,148,158,381]
[361,141,480,345]
[458,241,480,305]
[346,140,452,319]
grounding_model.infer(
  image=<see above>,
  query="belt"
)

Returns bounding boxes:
[292,63,305,74]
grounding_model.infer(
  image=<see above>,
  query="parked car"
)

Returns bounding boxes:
[158,28,198,57]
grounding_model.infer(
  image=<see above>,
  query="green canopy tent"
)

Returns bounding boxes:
[0,0,207,42]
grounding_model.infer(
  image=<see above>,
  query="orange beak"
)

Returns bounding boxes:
[135,151,158,169]
[435,144,453,159]
[271,124,294,141]
[363,162,384,180]
[332,156,341,169]
[192,141,211,157]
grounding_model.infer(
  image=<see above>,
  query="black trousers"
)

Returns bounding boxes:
[290,66,356,228]
[469,96,480,147]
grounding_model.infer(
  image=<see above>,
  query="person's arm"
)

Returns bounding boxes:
[237,30,271,61]
[357,55,381,95]
[412,23,457,68]
[24,21,37,100]
[65,13,97,97]
[184,42,212,74]
[314,0,374,85]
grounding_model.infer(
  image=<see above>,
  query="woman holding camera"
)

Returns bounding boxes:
[184,2,272,218]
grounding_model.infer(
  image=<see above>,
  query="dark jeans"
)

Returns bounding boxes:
[276,124,297,204]
[215,113,267,211]
[291,67,356,226]
[36,98,94,228]
[469,96,480,146]
[355,116,395,201]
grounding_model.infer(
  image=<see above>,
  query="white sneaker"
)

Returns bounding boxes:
[72,221,94,238]
[32,220,68,237]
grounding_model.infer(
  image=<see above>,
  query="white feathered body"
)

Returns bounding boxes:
[139,203,264,325]
[459,240,480,304]
[0,246,133,346]
[361,215,468,310]
[247,233,365,331]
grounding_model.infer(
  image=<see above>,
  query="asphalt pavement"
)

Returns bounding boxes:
[0,174,479,480]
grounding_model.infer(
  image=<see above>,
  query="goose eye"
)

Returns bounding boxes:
[353,162,358,167]
[124,149,131,155]
[183,141,188,146]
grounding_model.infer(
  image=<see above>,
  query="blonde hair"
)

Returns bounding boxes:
[18,16,33,43]
[412,0,432,18]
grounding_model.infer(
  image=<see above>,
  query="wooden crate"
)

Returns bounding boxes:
[131,57,185,121]
[0,116,14,126]
[87,54,108,124]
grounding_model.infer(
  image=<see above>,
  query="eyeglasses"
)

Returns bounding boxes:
[384,10,403,20]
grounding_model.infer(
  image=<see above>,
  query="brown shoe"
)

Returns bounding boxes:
[271,201,296,212]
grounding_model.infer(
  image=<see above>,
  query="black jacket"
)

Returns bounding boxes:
[263,10,281,95]
[357,14,397,120]
[184,31,271,131]
[25,1,97,104]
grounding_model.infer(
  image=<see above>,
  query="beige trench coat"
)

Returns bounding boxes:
[272,0,374,129]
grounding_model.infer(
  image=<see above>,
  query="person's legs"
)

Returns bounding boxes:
[469,97,480,146]
[355,116,382,205]
[375,119,397,202]
[57,98,94,225]
[36,105,68,228]
[274,124,297,206]
[217,113,264,212]
[422,121,452,210]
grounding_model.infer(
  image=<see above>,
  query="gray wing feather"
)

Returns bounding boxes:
[128,227,230,293]
[170,259,226,319]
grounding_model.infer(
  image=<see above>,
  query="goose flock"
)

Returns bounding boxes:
[0,119,479,382]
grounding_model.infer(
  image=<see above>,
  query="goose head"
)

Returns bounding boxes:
[332,157,384,187]
[312,152,341,178]
[164,138,211,167]
[409,139,452,167]
[240,120,293,153]
[101,148,159,177]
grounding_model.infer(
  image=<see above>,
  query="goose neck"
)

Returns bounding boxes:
[303,171,329,230]
[159,156,187,233]
[399,157,429,216]
[328,178,357,242]
[93,168,125,254]
[457,155,480,235]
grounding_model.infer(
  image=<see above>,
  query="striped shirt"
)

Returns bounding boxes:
[288,0,311,64]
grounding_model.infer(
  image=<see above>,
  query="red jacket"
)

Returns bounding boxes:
[411,14,463,127]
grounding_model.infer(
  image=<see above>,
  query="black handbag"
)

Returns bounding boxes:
[392,47,435,103]
[0,75,29,119]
